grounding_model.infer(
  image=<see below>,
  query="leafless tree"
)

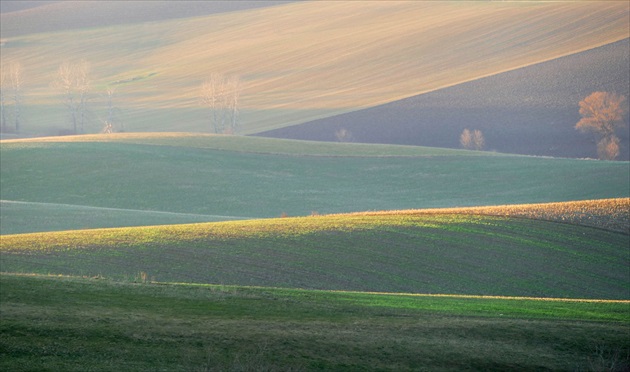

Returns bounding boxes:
[576,91,628,160]
[460,129,472,149]
[472,129,485,150]
[9,62,23,133]
[101,86,122,133]
[0,65,7,133]
[201,73,241,134]
[53,60,91,134]
[225,74,241,134]
[0,61,23,133]
[201,73,223,133]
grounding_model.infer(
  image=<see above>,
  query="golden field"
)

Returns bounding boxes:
[1,1,628,134]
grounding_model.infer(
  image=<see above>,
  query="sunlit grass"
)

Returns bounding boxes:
[2,212,628,299]
[351,198,630,233]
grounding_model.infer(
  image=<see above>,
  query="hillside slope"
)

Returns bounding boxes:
[2,274,628,371]
[1,211,628,299]
[0,1,289,36]
[0,1,627,137]
[1,134,628,234]
[259,39,630,160]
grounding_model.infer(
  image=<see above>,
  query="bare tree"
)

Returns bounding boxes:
[53,60,91,134]
[225,74,241,134]
[101,86,122,133]
[76,61,90,133]
[0,65,7,133]
[460,129,473,149]
[0,61,23,133]
[201,73,241,134]
[472,129,485,151]
[576,91,628,160]
[9,62,23,133]
[201,73,223,133]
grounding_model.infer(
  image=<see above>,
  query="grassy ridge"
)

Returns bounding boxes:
[357,198,630,234]
[1,274,628,371]
[2,213,628,299]
[1,135,628,234]
[1,132,491,156]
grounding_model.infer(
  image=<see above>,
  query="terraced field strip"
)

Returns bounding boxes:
[1,273,628,370]
[2,213,628,299]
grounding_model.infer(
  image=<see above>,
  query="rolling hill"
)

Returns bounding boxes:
[2,273,627,371]
[0,1,628,143]
[1,133,628,234]
[0,1,289,34]
[1,202,628,299]
[2,3,629,369]
[259,38,630,160]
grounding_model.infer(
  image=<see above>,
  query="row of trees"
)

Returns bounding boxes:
[1,60,242,135]
[1,60,122,135]
[2,62,627,160]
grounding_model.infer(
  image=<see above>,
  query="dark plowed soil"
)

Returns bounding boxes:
[258,39,630,160]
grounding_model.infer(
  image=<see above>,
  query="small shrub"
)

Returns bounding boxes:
[134,271,149,284]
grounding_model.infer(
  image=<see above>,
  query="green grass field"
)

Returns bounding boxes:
[2,2,629,369]
[2,134,629,369]
[2,212,628,299]
[1,274,628,371]
[0,200,245,234]
[1,134,628,234]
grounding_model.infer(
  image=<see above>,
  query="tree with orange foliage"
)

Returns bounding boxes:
[575,92,627,160]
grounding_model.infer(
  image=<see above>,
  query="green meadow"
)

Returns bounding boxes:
[2,212,629,299]
[1,134,628,234]
[1,134,629,370]
[1,1,629,370]
[1,274,628,371]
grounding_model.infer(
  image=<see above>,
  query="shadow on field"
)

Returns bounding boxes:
[259,39,630,160]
